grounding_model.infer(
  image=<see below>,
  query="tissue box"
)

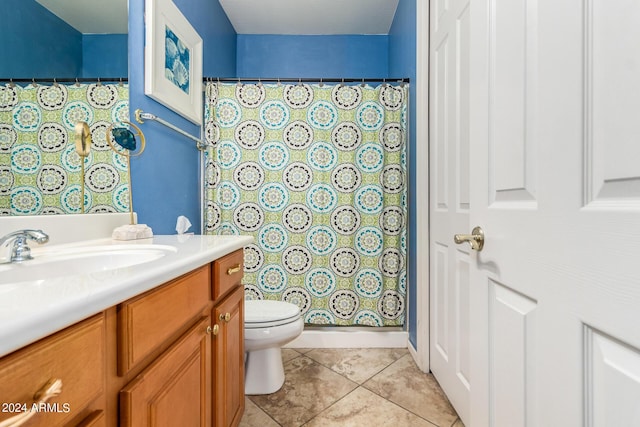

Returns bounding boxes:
[112,224,153,240]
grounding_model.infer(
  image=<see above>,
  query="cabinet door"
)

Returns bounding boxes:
[212,286,244,427]
[120,317,212,427]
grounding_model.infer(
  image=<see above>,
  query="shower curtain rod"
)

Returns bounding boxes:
[205,77,410,84]
[0,77,128,83]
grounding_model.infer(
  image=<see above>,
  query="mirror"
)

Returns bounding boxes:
[0,0,129,216]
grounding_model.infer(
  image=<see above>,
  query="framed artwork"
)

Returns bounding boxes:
[145,0,203,124]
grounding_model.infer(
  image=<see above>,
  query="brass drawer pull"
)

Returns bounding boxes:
[219,313,231,323]
[226,264,242,275]
[0,378,62,427]
[206,325,219,336]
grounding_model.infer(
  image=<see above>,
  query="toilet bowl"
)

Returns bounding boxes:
[244,300,303,395]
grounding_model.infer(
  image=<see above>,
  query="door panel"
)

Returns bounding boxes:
[585,0,640,206]
[489,280,537,427]
[489,0,538,206]
[585,328,640,426]
[469,0,640,426]
[429,0,472,423]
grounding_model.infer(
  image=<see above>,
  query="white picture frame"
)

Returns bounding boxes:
[145,0,203,125]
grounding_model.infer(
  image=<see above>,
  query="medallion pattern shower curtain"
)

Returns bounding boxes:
[204,82,408,326]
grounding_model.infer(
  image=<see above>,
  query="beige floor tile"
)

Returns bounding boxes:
[304,387,437,427]
[282,348,301,363]
[250,356,358,427]
[305,348,408,384]
[239,397,280,427]
[363,354,458,427]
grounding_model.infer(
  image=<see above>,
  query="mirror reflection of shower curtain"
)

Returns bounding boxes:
[0,82,130,215]
[204,81,408,327]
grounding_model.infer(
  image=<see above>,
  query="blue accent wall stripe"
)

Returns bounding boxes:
[389,0,418,347]
[237,35,389,78]
[82,34,128,78]
[0,0,81,78]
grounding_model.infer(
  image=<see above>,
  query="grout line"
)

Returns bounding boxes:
[303,348,410,384]
[245,349,458,427]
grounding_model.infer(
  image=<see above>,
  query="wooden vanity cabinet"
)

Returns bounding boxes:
[0,251,246,427]
[212,250,245,427]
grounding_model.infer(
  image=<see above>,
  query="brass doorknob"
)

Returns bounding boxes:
[454,226,485,251]
[207,325,219,336]
[219,313,231,322]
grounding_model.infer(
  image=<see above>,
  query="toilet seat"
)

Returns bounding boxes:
[245,300,301,329]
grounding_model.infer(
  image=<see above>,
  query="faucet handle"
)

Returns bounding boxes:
[0,229,49,263]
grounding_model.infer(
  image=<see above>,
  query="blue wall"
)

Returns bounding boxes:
[0,0,81,77]
[237,35,389,78]
[82,34,128,78]
[389,0,417,347]
[128,0,236,234]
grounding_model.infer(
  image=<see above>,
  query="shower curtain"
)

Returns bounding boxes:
[0,82,130,215]
[204,81,408,327]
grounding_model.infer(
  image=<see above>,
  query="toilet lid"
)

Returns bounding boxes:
[245,300,301,328]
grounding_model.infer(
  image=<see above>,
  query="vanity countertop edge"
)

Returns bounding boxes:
[0,234,253,358]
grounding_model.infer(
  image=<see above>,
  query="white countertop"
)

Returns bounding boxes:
[0,234,253,358]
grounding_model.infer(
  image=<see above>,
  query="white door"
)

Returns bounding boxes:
[429,0,472,423]
[468,0,640,425]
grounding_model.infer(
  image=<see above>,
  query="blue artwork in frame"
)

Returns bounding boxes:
[164,27,190,94]
[145,0,203,124]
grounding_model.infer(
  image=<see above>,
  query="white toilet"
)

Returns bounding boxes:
[244,300,304,395]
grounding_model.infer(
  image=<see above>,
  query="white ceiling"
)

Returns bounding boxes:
[33,0,400,36]
[35,0,128,34]
[219,0,401,35]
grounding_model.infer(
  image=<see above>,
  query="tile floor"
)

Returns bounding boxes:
[240,348,464,427]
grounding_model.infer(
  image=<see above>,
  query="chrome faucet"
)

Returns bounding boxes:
[0,229,49,263]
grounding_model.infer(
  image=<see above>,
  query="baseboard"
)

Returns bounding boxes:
[408,339,428,373]
[284,328,409,349]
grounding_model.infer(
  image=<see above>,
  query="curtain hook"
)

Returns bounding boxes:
[277,78,281,87]
[382,78,387,88]
[340,78,345,87]
[361,78,366,88]
[31,78,37,88]
[75,78,80,87]
[53,78,59,88]
[319,78,324,87]
[399,79,406,88]
[236,77,241,88]
[97,77,102,86]
[9,79,15,88]
[119,77,124,87]
[258,77,263,88]
[298,78,302,86]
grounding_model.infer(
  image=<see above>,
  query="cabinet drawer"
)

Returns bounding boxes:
[0,315,105,427]
[213,249,244,300]
[118,265,210,375]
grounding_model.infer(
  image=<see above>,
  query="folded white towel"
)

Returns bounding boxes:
[112,224,153,240]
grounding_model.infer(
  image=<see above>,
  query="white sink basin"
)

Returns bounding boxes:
[0,244,177,285]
